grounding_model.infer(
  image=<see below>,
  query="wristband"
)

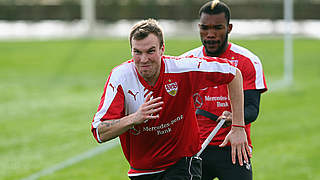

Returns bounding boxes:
[231,124,245,128]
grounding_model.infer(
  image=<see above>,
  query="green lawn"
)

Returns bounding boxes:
[0,38,319,180]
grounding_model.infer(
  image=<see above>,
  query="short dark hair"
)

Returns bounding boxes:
[199,0,231,24]
[129,18,164,48]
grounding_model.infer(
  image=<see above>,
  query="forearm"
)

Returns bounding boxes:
[223,69,252,166]
[227,69,244,126]
[244,105,259,124]
[96,96,163,142]
[244,90,261,124]
[97,114,135,142]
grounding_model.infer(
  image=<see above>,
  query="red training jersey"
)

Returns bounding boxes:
[91,55,236,176]
[181,42,268,147]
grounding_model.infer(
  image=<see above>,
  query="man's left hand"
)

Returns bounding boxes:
[219,126,252,166]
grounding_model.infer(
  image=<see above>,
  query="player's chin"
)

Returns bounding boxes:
[140,71,153,79]
[204,43,218,50]
[205,47,219,54]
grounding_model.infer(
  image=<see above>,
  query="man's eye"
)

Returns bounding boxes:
[148,49,155,54]
[215,25,223,30]
[200,25,209,30]
[134,50,141,54]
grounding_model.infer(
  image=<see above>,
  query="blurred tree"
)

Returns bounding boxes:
[0,0,320,20]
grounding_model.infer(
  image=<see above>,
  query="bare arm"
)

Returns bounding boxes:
[219,68,251,166]
[97,114,136,142]
[228,68,244,127]
[97,95,163,142]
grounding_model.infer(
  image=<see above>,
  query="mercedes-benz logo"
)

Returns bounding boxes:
[193,93,203,108]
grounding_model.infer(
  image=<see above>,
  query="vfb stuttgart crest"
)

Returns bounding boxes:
[230,58,239,67]
[165,82,178,96]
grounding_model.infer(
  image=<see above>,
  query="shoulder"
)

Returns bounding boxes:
[163,55,197,73]
[164,55,232,65]
[163,55,204,66]
[108,59,135,82]
[163,55,235,74]
[180,46,204,57]
[229,43,261,64]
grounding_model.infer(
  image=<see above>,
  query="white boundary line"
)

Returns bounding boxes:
[21,139,119,180]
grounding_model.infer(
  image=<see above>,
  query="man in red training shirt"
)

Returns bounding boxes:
[91,18,250,180]
[181,1,268,180]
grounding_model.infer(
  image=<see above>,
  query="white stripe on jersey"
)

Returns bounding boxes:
[181,44,266,90]
[180,46,204,58]
[229,44,266,89]
[165,56,236,75]
[128,170,165,177]
[92,62,132,129]
[144,88,153,98]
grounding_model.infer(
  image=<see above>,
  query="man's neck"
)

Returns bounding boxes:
[145,69,160,87]
[146,79,157,86]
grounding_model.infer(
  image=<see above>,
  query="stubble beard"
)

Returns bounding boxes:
[203,33,229,57]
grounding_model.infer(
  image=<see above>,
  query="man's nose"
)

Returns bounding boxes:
[207,28,217,38]
[140,53,148,63]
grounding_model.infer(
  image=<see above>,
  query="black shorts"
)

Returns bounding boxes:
[129,156,202,180]
[200,146,252,180]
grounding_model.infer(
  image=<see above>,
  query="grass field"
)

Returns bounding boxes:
[0,37,319,180]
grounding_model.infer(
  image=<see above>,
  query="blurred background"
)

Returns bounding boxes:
[1,0,319,180]
[0,0,320,39]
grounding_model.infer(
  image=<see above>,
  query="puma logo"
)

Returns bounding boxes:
[128,90,139,101]
[109,83,115,91]
[198,61,202,68]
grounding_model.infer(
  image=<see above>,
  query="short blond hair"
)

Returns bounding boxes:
[129,18,164,48]
[211,0,220,10]
[199,0,231,24]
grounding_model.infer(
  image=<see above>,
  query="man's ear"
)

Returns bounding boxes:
[160,44,165,56]
[227,23,233,34]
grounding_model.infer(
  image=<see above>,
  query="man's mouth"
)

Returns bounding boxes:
[140,65,151,71]
[204,40,220,45]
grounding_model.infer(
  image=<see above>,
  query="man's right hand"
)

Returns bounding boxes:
[131,95,163,125]
[217,111,232,128]
[97,95,163,142]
